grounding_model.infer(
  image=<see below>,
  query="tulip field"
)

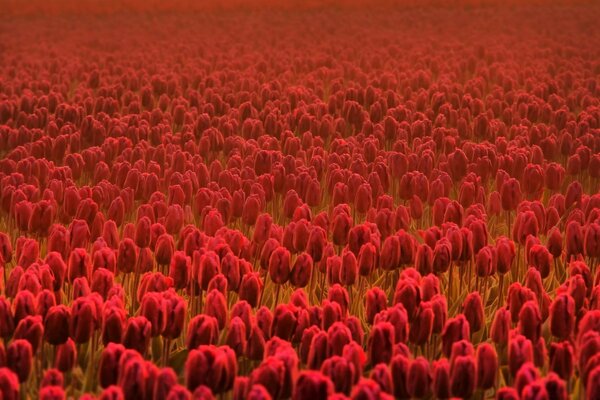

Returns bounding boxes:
[0,1,600,399]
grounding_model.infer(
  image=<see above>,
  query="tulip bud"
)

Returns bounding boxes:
[409,301,434,346]
[268,247,291,285]
[389,354,410,399]
[501,178,522,211]
[14,315,43,353]
[101,304,126,346]
[321,356,355,395]
[449,355,476,399]
[550,293,575,340]
[153,367,178,400]
[365,288,387,325]
[514,362,539,396]
[293,371,333,400]
[549,341,574,381]
[0,367,20,400]
[406,357,430,398]
[249,357,286,399]
[7,339,32,383]
[475,343,497,390]
[271,304,297,342]
[290,253,313,288]
[99,386,125,400]
[509,333,534,377]
[462,292,484,333]
[430,238,451,274]
[117,238,138,274]
[118,355,147,400]
[123,316,152,355]
[186,315,219,349]
[169,251,190,290]
[67,248,92,284]
[415,244,433,276]
[518,300,542,342]
[368,322,394,366]
[490,307,511,346]
[41,369,63,388]
[441,315,470,357]
[239,272,262,308]
[99,343,126,388]
[307,330,329,370]
[55,338,77,372]
[0,232,13,265]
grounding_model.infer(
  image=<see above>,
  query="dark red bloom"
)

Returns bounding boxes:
[293,371,333,400]
[54,338,77,372]
[6,339,32,383]
[123,316,152,356]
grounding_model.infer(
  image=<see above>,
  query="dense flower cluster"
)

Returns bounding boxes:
[0,2,599,399]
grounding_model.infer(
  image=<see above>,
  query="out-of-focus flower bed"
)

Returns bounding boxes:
[0,2,599,399]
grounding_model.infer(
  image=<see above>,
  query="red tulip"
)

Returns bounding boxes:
[7,339,32,383]
[54,338,77,372]
[293,371,333,400]
[0,367,19,400]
